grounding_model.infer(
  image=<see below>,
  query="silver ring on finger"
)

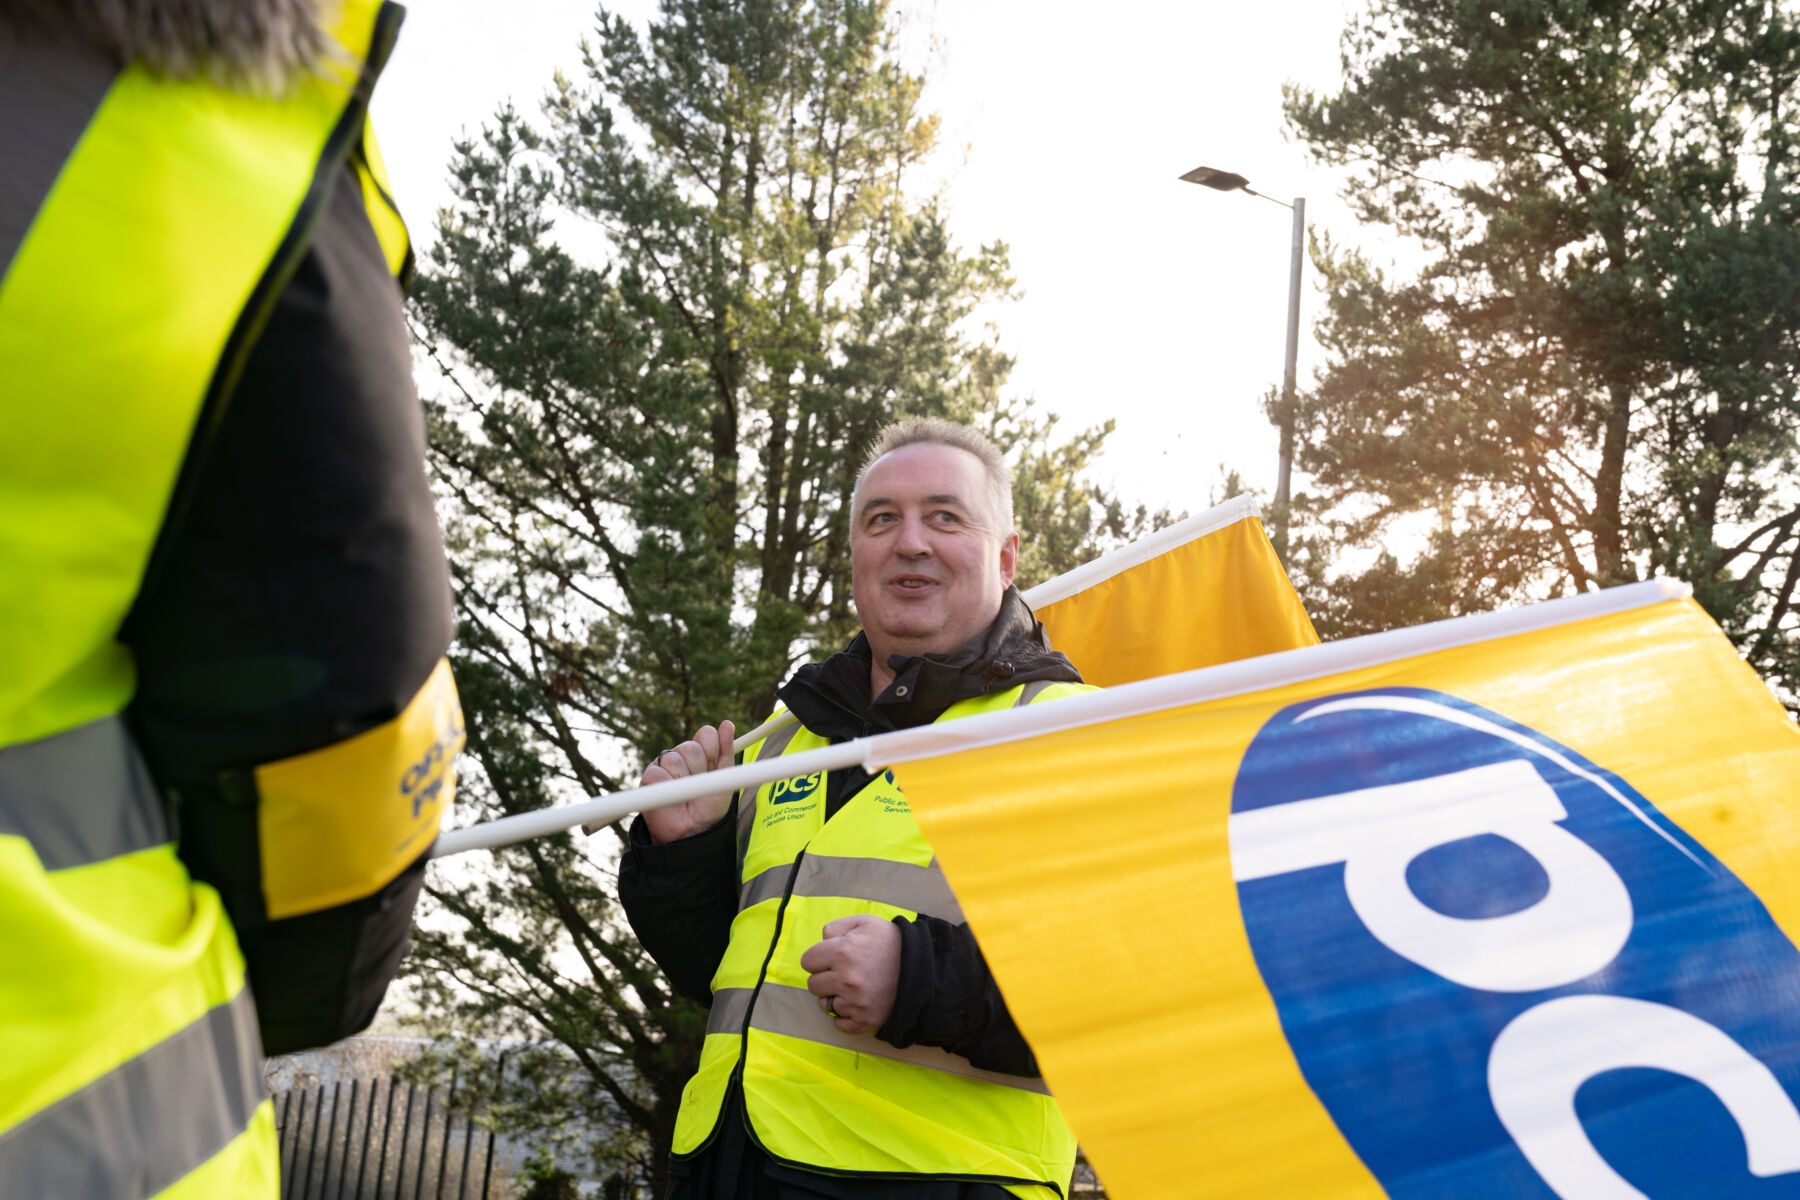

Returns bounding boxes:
[826,998,839,1018]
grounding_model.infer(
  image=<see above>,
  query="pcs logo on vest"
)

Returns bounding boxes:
[770,771,823,805]
[1229,687,1800,1199]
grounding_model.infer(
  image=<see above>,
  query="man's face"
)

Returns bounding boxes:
[850,442,1018,663]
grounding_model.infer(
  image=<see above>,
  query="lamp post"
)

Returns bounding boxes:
[1179,164,1304,558]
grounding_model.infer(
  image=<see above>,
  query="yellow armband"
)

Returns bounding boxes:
[254,657,464,919]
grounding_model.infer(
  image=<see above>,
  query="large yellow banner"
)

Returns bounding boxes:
[886,584,1800,1199]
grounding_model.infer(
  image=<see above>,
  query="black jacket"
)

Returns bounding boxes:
[618,588,1084,1197]
[121,152,449,1055]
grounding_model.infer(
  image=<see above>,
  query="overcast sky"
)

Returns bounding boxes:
[371,0,1369,519]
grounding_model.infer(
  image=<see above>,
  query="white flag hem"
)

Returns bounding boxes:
[429,579,1686,860]
[1020,494,1261,610]
[863,578,1689,770]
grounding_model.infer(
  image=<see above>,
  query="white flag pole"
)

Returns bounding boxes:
[427,579,1687,861]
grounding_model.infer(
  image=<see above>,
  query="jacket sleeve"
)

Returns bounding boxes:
[121,161,452,1055]
[878,914,1041,1077]
[618,809,740,1004]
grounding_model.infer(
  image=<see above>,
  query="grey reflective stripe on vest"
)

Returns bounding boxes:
[0,986,266,1198]
[738,719,804,871]
[737,863,792,913]
[1014,680,1054,706]
[738,854,964,923]
[730,983,1052,1096]
[0,715,171,870]
[0,27,120,279]
[707,985,754,1036]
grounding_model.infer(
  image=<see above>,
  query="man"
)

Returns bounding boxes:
[621,419,1091,1198]
[0,2,459,1194]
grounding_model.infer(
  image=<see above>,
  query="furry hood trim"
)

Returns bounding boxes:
[0,0,335,89]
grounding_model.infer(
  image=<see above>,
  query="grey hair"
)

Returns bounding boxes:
[0,0,333,90]
[851,418,1014,536]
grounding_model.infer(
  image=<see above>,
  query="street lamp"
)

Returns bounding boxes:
[1179,164,1304,558]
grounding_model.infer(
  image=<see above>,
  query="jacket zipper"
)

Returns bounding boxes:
[677,848,805,1159]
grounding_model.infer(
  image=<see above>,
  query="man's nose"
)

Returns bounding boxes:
[895,513,933,556]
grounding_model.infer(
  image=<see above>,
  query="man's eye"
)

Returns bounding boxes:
[933,511,960,524]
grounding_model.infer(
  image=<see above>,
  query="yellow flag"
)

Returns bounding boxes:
[1023,494,1317,686]
[881,583,1800,1199]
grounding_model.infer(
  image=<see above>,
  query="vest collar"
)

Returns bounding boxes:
[778,586,1083,740]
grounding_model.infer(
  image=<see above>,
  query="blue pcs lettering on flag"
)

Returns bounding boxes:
[1229,687,1800,1199]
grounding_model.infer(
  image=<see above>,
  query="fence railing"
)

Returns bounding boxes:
[274,1069,505,1200]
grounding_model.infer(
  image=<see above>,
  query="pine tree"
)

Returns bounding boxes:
[403,0,1152,1185]
[1284,0,1800,705]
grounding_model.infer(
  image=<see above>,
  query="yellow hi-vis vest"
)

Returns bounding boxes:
[0,4,426,1195]
[673,681,1093,1197]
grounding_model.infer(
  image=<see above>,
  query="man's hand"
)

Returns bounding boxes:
[639,721,736,845]
[799,914,901,1035]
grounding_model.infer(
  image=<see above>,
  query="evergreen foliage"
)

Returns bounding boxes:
[1284,0,1800,705]
[402,0,1153,1186]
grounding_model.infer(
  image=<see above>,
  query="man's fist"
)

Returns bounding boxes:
[799,913,901,1035]
[639,721,735,844]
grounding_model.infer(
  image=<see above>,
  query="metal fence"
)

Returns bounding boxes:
[274,1069,506,1200]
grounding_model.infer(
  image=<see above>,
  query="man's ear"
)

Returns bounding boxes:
[998,531,1019,590]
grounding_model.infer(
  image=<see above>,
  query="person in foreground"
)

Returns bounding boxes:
[1,2,459,1194]
[620,419,1094,1199]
